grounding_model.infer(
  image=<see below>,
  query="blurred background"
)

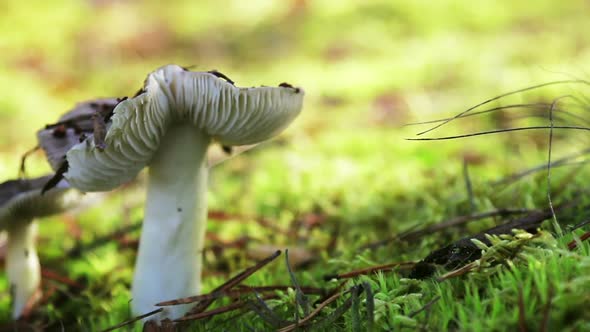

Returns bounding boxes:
[1,0,589,328]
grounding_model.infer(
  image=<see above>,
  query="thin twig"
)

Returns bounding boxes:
[415,80,589,136]
[546,97,571,236]
[567,231,590,250]
[175,294,278,322]
[181,250,281,314]
[277,288,351,332]
[101,308,164,332]
[408,296,441,318]
[405,103,551,126]
[408,125,590,141]
[492,148,590,186]
[324,261,416,280]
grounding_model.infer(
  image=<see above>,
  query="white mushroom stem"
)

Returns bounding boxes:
[131,124,210,320]
[6,220,41,319]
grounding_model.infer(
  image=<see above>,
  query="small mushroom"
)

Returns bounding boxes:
[0,176,82,318]
[40,65,304,321]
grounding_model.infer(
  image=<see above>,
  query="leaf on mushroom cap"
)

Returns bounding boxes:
[0,176,79,228]
[36,99,120,171]
[64,64,304,192]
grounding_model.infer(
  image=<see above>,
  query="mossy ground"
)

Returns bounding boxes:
[0,1,589,331]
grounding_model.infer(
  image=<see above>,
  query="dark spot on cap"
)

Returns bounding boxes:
[24,249,29,258]
[52,125,67,138]
[177,207,182,212]
[279,82,300,93]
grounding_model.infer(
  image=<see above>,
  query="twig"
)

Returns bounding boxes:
[175,294,278,322]
[408,296,441,318]
[181,250,281,314]
[567,231,590,250]
[41,268,85,289]
[277,288,350,332]
[435,262,477,282]
[101,308,163,332]
[324,261,416,280]
[157,285,323,307]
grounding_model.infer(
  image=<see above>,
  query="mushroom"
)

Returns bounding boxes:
[0,176,82,318]
[42,65,304,320]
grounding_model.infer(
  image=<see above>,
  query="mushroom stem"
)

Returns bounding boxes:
[131,124,210,320]
[6,220,41,319]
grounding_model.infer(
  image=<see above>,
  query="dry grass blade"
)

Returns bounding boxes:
[175,294,278,322]
[236,285,325,295]
[408,125,590,141]
[545,96,572,236]
[415,79,590,136]
[157,285,324,308]
[172,250,281,314]
[405,103,552,127]
[41,268,85,289]
[567,231,590,250]
[436,262,478,282]
[101,308,164,332]
[492,148,590,186]
[285,249,310,319]
[408,296,441,318]
[324,261,416,280]
[247,293,289,328]
[310,289,358,331]
[277,287,350,332]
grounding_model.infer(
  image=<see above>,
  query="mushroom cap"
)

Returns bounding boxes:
[37,99,120,171]
[0,177,80,228]
[63,65,304,192]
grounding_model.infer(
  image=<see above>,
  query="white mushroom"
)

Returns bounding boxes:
[0,176,82,318]
[51,65,304,321]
